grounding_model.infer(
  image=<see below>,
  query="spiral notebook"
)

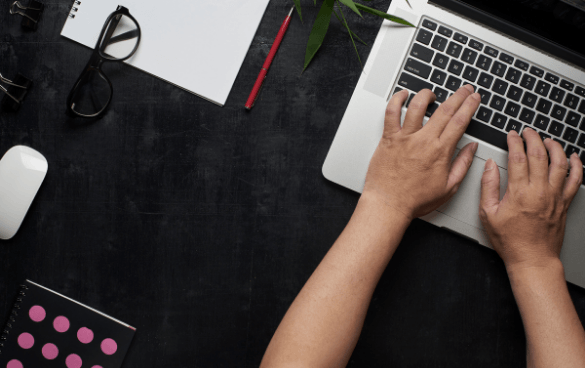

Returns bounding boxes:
[0,280,135,368]
[60,0,271,106]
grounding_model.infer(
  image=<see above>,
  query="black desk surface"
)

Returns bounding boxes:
[1,0,584,367]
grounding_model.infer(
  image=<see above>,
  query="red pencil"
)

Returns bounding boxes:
[245,6,294,110]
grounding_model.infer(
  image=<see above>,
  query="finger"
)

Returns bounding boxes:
[506,130,529,185]
[544,138,569,190]
[480,158,501,216]
[383,89,409,137]
[447,142,479,190]
[402,89,435,135]
[522,127,549,184]
[439,91,481,147]
[563,153,583,203]
[425,84,474,135]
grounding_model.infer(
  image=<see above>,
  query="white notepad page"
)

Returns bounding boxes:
[61,0,270,106]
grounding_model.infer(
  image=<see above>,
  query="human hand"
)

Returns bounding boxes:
[362,85,480,220]
[479,128,583,270]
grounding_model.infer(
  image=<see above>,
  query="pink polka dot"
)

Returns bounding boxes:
[29,305,46,322]
[6,359,23,368]
[65,354,82,368]
[17,332,34,349]
[77,327,94,344]
[42,343,59,360]
[53,316,70,332]
[100,338,117,355]
[91,366,103,368]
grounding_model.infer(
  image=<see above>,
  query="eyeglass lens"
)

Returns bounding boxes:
[99,14,140,60]
[70,69,111,117]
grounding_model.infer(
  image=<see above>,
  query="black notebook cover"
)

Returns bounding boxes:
[0,280,135,368]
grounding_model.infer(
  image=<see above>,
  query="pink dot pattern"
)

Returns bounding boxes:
[65,353,83,368]
[17,332,34,349]
[53,316,70,333]
[6,359,23,368]
[91,366,104,368]
[100,338,117,355]
[29,305,46,322]
[42,343,59,360]
[77,327,94,344]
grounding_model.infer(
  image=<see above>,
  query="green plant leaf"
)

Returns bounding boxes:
[337,2,362,68]
[293,0,303,22]
[338,0,362,17]
[354,3,415,27]
[303,0,335,72]
[333,8,367,45]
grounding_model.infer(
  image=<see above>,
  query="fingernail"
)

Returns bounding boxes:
[472,142,479,154]
[464,84,474,92]
[484,158,494,172]
[508,130,518,136]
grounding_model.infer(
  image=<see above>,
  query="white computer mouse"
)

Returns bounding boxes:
[0,146,48,240]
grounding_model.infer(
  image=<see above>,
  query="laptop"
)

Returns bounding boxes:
[323,0,585,287]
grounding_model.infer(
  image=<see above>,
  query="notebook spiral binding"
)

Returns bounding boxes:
[68,0,81,18]
[0,284,28,355]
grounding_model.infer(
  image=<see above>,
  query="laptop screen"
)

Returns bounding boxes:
[438,0,585,63]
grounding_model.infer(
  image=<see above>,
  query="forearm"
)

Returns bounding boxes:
[507,258,585,368]
[260,193,411,368]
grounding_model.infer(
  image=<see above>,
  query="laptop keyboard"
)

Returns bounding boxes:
[392,17,585,169]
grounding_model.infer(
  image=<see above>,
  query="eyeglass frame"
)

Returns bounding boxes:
[66,6,141,118]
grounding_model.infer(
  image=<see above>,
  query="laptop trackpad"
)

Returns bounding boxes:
[436,152,507,230]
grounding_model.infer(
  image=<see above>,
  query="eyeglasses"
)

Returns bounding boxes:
[67,6,141,118]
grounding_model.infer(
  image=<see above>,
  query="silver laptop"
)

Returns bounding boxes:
[323,0,585,287]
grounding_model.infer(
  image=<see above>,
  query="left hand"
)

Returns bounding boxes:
[363,85,481,220]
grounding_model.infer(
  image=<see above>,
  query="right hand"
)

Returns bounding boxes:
[479,127,583,270]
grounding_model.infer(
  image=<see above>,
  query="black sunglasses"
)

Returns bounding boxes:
[67,6,141,118]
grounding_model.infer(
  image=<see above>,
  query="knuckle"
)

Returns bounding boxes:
[439,103,456,117]
[386,103,401,117]
[527,147,548,161]
[509,152,527,164]
[451,115,468,127]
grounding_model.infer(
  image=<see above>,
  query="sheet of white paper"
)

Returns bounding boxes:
[61,0,270,106]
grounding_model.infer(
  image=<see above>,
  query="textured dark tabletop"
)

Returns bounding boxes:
[1,0,584,367]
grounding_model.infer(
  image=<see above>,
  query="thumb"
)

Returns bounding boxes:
[480,158,501,215]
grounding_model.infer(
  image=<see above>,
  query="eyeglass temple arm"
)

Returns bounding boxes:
[107,29,140,46]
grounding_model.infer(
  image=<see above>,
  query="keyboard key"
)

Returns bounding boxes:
[506,120,523,133]
[416,29,433,45]
[534,114,550,130]
[581,151,585,166]
[576,86,585,98]
[477,106,493,122]
[548,120,564,137]
[521,92,537,108]
[579,100,585,114]
[461,48,478,64]
[406,93,416,107]
[431,69,447,85]
[577,133,585,149]
[535,80,551,97]
[564,93,579,109]
[491,113,507,129]
[566,111,581,127]
[530,66,544,78]
[446,42,463,58]
[397,72,433,92]
[478,73,494,89]
[536,98,553,114]
[539,132,552,141]
[478,88,492,105]
[519,108,535,124]
[492,79,508,95]
[563,127,579,143]
[469,39,483,51]
[490,95,506,111]
[560,80,574,91]
[566,145,580,158]
[453,32,467,44]
[514,59,529,71]
[431,35,448,52]
[499,53,514,64]
[545,72,560,84]
[466,119,508,150]
[448,59,464,76]
[476,55,492,71]
[434,86,449,102]
[520,74,536,91]
[410,43,434,63]
[405,58,432,79]
[551,104,567,121]
[393,87,403,95]
[491,61,507,77]
[422,19,437,30]
[462,66,479,82]
[580,119,585,132]
[505,101,521,118]
[550,87,565,103]
[425,102,440,117]
[446,75,462,91]
[554,139,566,148]
[506,85,523,102]
[438,26,453,37]
[505,67,522,84]
[483,46,497,58]
[432,53,450,70]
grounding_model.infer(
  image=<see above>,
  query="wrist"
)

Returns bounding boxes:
[506,257,565,286]
[357,191,413,228]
